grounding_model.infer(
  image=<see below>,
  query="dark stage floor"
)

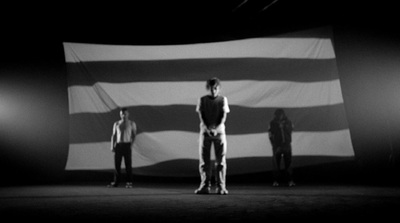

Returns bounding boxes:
[1,181,400,222]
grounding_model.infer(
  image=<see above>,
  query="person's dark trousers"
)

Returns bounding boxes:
[113,142,133,184]
[272,144,293,182]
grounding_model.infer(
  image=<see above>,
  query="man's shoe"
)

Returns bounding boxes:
[272,181,279,187]
[125,182,133,188]
[107,182,118,188]
[194,187,210,194]
[288,181,296,187]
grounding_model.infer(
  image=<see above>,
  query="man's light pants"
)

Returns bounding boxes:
[198,133,227,189]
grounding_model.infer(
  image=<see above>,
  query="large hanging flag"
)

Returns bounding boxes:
[64,26,354,176]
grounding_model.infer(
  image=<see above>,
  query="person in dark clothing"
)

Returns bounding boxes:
[268,108,295,187]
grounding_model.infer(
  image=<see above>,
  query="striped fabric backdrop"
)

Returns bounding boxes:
[64,26,354,177]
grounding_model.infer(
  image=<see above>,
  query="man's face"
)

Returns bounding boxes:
[209,85,220,97]
[120,110,129,120]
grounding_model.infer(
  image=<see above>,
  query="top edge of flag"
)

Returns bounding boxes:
[63,37,336,62]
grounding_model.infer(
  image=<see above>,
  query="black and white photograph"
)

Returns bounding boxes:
[1,1,400,221]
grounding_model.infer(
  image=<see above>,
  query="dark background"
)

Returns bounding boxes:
[1,1,400,185]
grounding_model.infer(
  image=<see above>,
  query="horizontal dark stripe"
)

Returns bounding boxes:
[69,104,349,144]
[67,58,339,86]
[66,156,354,176]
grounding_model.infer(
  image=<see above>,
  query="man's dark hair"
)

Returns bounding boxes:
[206,77,221,90]
[274,108,286,119]
[120,107,128,113]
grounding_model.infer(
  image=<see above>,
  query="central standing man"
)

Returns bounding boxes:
[195,77,230,195]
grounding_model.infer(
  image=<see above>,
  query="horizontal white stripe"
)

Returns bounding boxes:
[66,130,354,171]
[68,80,344,114]
[68,84,118,114]
[63,37,335,62]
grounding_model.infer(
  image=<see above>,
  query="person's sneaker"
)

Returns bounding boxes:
[272,181,279,187]
[194,186,210,194]
[288,181,296,187]
[125,182,133,188]
[107,182,118,188]
[216,187,229,195]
